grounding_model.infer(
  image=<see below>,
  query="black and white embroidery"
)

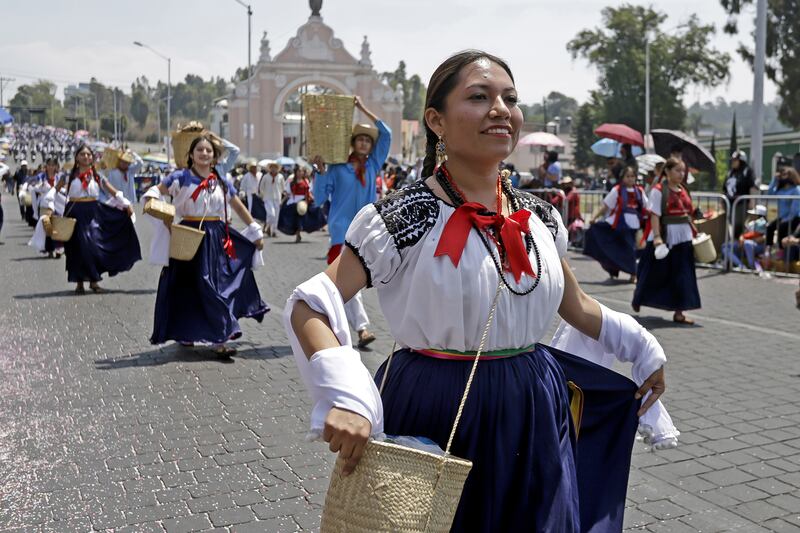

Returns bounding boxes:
[374,182,440,251]
[513,190,559,242]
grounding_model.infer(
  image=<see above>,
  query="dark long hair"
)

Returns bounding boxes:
[187,134,227,193]
[421,50,515,177]
[68,144,99,186]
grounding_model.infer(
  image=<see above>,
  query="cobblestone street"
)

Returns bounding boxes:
[1,194,799,532]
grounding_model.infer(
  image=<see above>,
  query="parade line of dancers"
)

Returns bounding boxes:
[6,54,683,531]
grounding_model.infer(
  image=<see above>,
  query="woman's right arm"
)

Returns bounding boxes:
[290,248,371,476]
[651,213,663,246]
[291,247,368,358]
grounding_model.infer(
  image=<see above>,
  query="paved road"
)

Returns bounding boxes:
[0,192,799,532]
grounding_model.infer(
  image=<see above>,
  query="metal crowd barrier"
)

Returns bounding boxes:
[691,192,730,271]
[729,194,800,278]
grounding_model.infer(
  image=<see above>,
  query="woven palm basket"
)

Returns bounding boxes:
[144,199,176,224]
[172,121,224,169]
[320,440,472,533]
[303,94,355,164]
[50,216,76,242]
[169,224,205,261]
[101,147,121,170]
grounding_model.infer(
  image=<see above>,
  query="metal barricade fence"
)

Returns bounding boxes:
[571,190,607,252]
[691,193,730,271]
[730,194,800,278]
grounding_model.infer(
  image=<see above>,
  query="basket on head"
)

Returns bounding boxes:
[169,224,205,261]
[102,147,121,170]
[320,440,472,533]
[172,121,224,169]
[50,215,76,242]
[144,199,176,225]
[303,94,355,164]
[692,232,717,263]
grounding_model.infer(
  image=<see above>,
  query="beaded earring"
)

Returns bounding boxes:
[435,134,447,167]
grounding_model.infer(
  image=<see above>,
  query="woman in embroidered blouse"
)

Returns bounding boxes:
[285,51,669,532]
[54,145,140,294]
[146,134,268,356]
[633,158,701,325]
[584,165,650,283]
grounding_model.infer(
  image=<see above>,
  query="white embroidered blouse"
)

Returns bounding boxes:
[345,181,568,352]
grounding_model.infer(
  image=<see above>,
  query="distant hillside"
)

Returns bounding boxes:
[687,99,792,137]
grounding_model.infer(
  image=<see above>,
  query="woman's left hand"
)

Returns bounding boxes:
[635,366,666,417]
[254,238,264,250]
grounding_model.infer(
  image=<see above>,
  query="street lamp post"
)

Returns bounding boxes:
[234,0,253,157]
[134,41,171,163]
[645,38,650,137]
[750,0,767,184]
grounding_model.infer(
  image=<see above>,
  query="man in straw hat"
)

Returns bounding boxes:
[257,160,284,237]
[105,149,143,204]
[311,96,391,348]
[240,159,265,222]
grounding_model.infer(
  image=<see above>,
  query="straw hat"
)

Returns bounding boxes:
[352,123,378,143]
[246,158,258,169]
[119,151,135,164]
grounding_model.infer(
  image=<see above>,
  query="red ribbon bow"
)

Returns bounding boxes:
[191,175,215,201]
[434,202,536,282]
[78,169,93,190]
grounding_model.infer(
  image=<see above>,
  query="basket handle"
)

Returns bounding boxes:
[377,283,503,457]
[444,283,502,455]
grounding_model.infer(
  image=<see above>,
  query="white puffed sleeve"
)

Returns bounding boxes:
[344,203,402,287]
[551,205,569,258]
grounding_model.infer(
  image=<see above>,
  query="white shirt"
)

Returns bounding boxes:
[345,182,568,352]
[66,175,101,199]
[647,187,693,246]
[239,171,261,196]
[258,172,285,203]
[162,170,237,220]
[603,186,651,229]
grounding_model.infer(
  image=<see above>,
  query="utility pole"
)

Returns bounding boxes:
[645,38,650,136]
[0,76,16,107]
[234,0,253,156]
[750,0,767,184]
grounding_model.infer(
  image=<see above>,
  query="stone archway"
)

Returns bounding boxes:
[228,4,403,158]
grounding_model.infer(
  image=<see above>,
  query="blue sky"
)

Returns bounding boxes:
[0,0,775,107]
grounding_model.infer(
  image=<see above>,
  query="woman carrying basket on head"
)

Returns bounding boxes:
[633,157,701,325]
[583,165,650,283]
[284,51,672,532]
[145,133,269,357]
[54,145,141,294]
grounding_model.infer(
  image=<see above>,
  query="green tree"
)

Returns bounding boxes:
[571,102,599,171]
[381,61,428,121]
[9,80,60,125]
[721,0,800,128]
[130,85,149,128]
[567,5,730,132]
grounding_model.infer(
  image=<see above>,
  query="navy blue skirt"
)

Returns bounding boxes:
[62,201,141,283]
[583,222,637,276]
[633,241,701,311]
[150,220,269,345]
[248,194,267,221]
[277,201,326,235]
[375,345,640,533]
